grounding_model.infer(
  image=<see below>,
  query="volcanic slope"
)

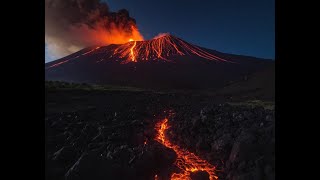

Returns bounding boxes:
[45,34,273,89]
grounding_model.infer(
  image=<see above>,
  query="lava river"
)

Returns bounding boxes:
[155,118,218,180]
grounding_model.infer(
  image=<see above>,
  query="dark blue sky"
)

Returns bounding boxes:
[106,0,274,59]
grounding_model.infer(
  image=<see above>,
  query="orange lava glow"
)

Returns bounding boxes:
[48,59,70,68]
[130,41,137,62]
[155,118,218,180]
[47,46,101,69]
[112,34,230,64]
[69,23,144,47]
[47,34,231,68]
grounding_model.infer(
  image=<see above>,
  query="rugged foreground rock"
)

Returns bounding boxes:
[46,90,274,180]
[166,104,275,180]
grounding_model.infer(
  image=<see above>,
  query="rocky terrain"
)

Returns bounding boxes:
[166,104,275,180]
[45,82,274,180]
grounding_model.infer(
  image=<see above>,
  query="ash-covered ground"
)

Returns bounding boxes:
[45,82,274,180]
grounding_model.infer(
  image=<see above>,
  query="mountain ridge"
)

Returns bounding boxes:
[45,34,274,90]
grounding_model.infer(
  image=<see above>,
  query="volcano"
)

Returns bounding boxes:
[45,34,273,89]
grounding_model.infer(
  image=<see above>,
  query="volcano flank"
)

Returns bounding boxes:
[45,34,274,90]
[46,35,274,180]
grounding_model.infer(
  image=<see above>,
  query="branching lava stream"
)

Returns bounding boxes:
[155,118,218,180]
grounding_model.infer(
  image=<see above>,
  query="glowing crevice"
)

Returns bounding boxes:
[155,118,218,180]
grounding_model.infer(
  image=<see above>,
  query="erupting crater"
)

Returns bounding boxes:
[155,118,218,180]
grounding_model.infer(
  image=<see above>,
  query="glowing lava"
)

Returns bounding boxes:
[155,118,218,180]
[113,34,231,64]
[47,46,101,69]
[130,40,137,62]
[47,34,232,68]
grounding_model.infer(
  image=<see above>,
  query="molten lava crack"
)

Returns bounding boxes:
[155,118,218,180]
[130,41,137,62]
[47,46,101,69]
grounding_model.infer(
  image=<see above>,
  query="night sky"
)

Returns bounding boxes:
[45,0,274,62]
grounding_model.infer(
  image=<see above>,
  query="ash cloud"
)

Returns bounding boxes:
[45,0,144,59]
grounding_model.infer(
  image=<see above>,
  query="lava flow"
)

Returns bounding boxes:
[47,46,101,69]
[155,118,218,180]
[46,34,232,68]
[130,40,137,62]
[113,34,230,63]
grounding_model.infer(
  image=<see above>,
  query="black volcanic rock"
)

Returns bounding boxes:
[190,171,210,180]
[65,151,125,180]
[46,87,274,180]
[165,103,275,180]
[133,142,177,179]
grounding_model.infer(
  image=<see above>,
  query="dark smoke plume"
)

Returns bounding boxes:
[45,0,144,59]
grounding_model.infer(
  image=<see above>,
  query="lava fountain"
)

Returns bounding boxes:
[155,118,218,180]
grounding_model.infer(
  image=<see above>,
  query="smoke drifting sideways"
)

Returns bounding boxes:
[45,0,144,60]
